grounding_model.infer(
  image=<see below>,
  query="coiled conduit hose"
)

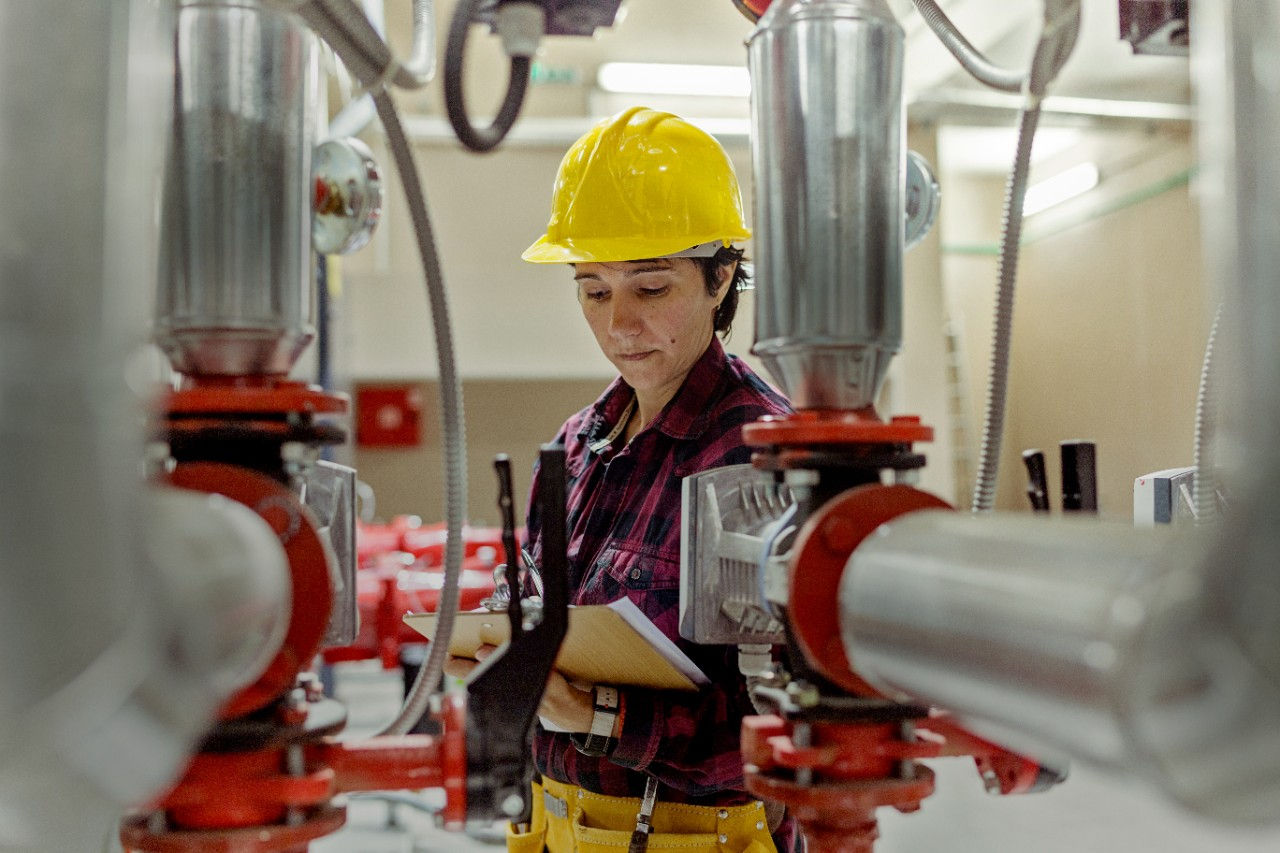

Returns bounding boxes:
[444,0,533,152]
[287,0,436,89]
[969,3,1080,512]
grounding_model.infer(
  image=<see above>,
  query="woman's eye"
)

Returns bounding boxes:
[584,290,609,302]
[639,286,668,297]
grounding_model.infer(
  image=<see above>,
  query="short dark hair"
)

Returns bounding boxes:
[691,246,749,338]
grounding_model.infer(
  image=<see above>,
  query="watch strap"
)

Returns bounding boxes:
[572,685,620,757]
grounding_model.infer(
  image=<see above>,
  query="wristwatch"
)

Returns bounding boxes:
[571,685,619,757]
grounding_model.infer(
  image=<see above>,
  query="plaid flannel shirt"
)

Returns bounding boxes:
[525,338,791,811]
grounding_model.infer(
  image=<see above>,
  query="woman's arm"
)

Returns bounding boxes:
[609,643,757,797]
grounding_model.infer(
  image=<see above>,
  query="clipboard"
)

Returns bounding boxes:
[403,597,709,691]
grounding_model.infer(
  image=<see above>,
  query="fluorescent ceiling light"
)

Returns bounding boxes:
[937,126,1082,174]
[597,63,751,98]
[1023,162,1100,216]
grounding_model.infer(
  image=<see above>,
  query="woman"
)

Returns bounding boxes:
[453,107,796,852]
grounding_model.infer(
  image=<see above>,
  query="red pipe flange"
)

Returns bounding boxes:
[168,462,334,718]
[744,411,934,449]
[164,380,348,416]
[789,484,952,694]
[742,715,937,853]
[120,805,346,853]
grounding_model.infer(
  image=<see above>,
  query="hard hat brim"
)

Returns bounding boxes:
[521,230,751,264]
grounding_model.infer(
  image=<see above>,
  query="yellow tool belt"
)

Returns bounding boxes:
[507,776,777,853]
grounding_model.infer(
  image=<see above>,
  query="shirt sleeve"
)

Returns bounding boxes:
[606,438,779,799]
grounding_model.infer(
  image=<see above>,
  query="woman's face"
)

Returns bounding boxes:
[574,258,728,405]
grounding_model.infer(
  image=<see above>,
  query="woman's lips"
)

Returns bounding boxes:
[617,350,655,362]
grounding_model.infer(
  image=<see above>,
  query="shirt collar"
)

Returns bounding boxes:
[578,337,728,452]
[651,336,727,441]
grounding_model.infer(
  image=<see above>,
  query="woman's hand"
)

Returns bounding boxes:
[441,646,601,735]
[537,670,594,733]
[442,643,498,680]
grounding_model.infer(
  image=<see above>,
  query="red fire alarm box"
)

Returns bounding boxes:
[355,384,423,447]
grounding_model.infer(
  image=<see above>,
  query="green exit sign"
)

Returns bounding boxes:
[531,62,580,85]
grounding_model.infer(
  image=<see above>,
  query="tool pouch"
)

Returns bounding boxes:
[512,777,777,852]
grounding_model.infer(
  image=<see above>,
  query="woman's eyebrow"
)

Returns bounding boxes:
[625,262,673,276]
[573,271,602,282]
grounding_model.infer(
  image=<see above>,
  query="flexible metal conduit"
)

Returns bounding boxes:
[371,88,468,736]
[908,0,1025,92]
[969,100,1041,512]
[965,0,1080,511]
[275,0,436,90]
[443,0,534,152]
[1192,304,1222,524]
[324,0,389,139]
[267,0,467,735]
[839,0,1280,822]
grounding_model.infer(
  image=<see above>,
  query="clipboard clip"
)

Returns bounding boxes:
[463,447,570,824]
[480,547,545,617]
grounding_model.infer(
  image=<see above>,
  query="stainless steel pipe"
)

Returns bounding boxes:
[835,0,1280,823]
[842,510,1280,822]
[748,0,905,410]
[0,4,299,849]
[0,2,211,848]
[155,0,320,377]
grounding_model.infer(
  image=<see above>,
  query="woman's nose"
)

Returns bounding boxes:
[608,296,642,337]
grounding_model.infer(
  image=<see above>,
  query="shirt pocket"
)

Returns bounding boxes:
[579,544,681,638]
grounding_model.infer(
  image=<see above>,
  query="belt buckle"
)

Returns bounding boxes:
[543,789,569,819]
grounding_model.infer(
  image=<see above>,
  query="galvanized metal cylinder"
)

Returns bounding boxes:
[840,511,1175,766]
[156,0,320,377]
[840,510,1280,822]
[0,0,286,837]
[748,0,905,410]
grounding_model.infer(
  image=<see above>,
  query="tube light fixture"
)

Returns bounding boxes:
[1023,162,1101,216]
[596,62,751,98]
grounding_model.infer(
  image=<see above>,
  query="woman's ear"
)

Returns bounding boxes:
[715,261,737,304]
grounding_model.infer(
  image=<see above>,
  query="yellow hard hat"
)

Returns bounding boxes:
[522,107,751,264]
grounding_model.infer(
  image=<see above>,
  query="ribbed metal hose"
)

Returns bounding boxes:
[406,0,436,81]
[443,0,532,152]
[970,99,1042,512]
[902,1,1078,511]
[370,88,468,737]
[290,0,531,151]
[278,0,435,90]
[909,0,1026,93]
[264,0,464,736]
[1192,303,1222,524]
[324,0,383,139]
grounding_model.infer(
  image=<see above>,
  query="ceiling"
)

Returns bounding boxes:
[389,0,1191,104]
[373,0,1193,170]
